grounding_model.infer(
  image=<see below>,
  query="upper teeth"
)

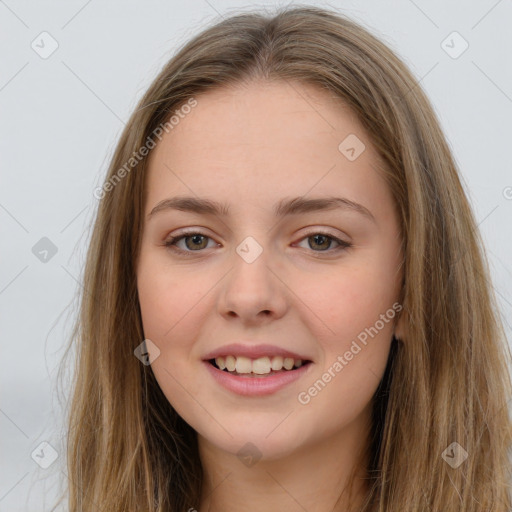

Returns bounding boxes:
[215,355,304,374]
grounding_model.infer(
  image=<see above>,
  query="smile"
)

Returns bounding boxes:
[205,356,313,396]
[212,355,308,376]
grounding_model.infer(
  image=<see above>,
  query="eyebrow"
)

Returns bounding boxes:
[148,195,376,223]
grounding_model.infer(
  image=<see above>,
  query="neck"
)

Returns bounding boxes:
[197,404,372,512]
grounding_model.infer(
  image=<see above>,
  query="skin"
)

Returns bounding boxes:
[136,79,404,512]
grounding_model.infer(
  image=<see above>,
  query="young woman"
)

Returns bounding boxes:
[57,5,512,511]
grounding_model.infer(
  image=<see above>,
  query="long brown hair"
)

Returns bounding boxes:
[55,5,512,511]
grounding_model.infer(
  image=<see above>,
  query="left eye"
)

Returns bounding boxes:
[163,231,352,254]
[295,233,352,252]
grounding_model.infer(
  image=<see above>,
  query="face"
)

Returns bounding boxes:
[136,80,403,461]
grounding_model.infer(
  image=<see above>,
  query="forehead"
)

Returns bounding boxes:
[144,80,391,218]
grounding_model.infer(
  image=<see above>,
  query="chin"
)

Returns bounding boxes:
[194,417,311,463]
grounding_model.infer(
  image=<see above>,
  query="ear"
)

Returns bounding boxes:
[393,305,407,341]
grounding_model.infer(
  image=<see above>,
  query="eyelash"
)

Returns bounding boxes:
[163,230,352,256]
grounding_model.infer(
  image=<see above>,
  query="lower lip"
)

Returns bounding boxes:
[203,360,313,396]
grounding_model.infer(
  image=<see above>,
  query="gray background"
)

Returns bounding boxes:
[1,0,511,509]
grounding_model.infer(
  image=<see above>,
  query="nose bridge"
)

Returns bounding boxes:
[231,234,273,295]
[218,233,287,319]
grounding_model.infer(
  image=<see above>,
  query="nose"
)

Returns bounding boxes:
[217,243,288,324]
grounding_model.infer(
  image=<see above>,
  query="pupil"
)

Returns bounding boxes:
[311,234,329,250]
[187,235,206,250]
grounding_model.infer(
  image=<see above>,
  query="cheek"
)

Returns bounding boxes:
[137,257,209,349]
[293,264,395,427]
[296,261,398,344]
[137,259,212,410]
[137,253,211,337]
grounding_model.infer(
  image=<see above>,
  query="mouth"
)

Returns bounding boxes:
[207,355,313,378]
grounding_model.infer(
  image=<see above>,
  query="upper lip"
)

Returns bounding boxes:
[203,343,313,362]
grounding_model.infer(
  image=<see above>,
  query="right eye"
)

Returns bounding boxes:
[163,231,218,254]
